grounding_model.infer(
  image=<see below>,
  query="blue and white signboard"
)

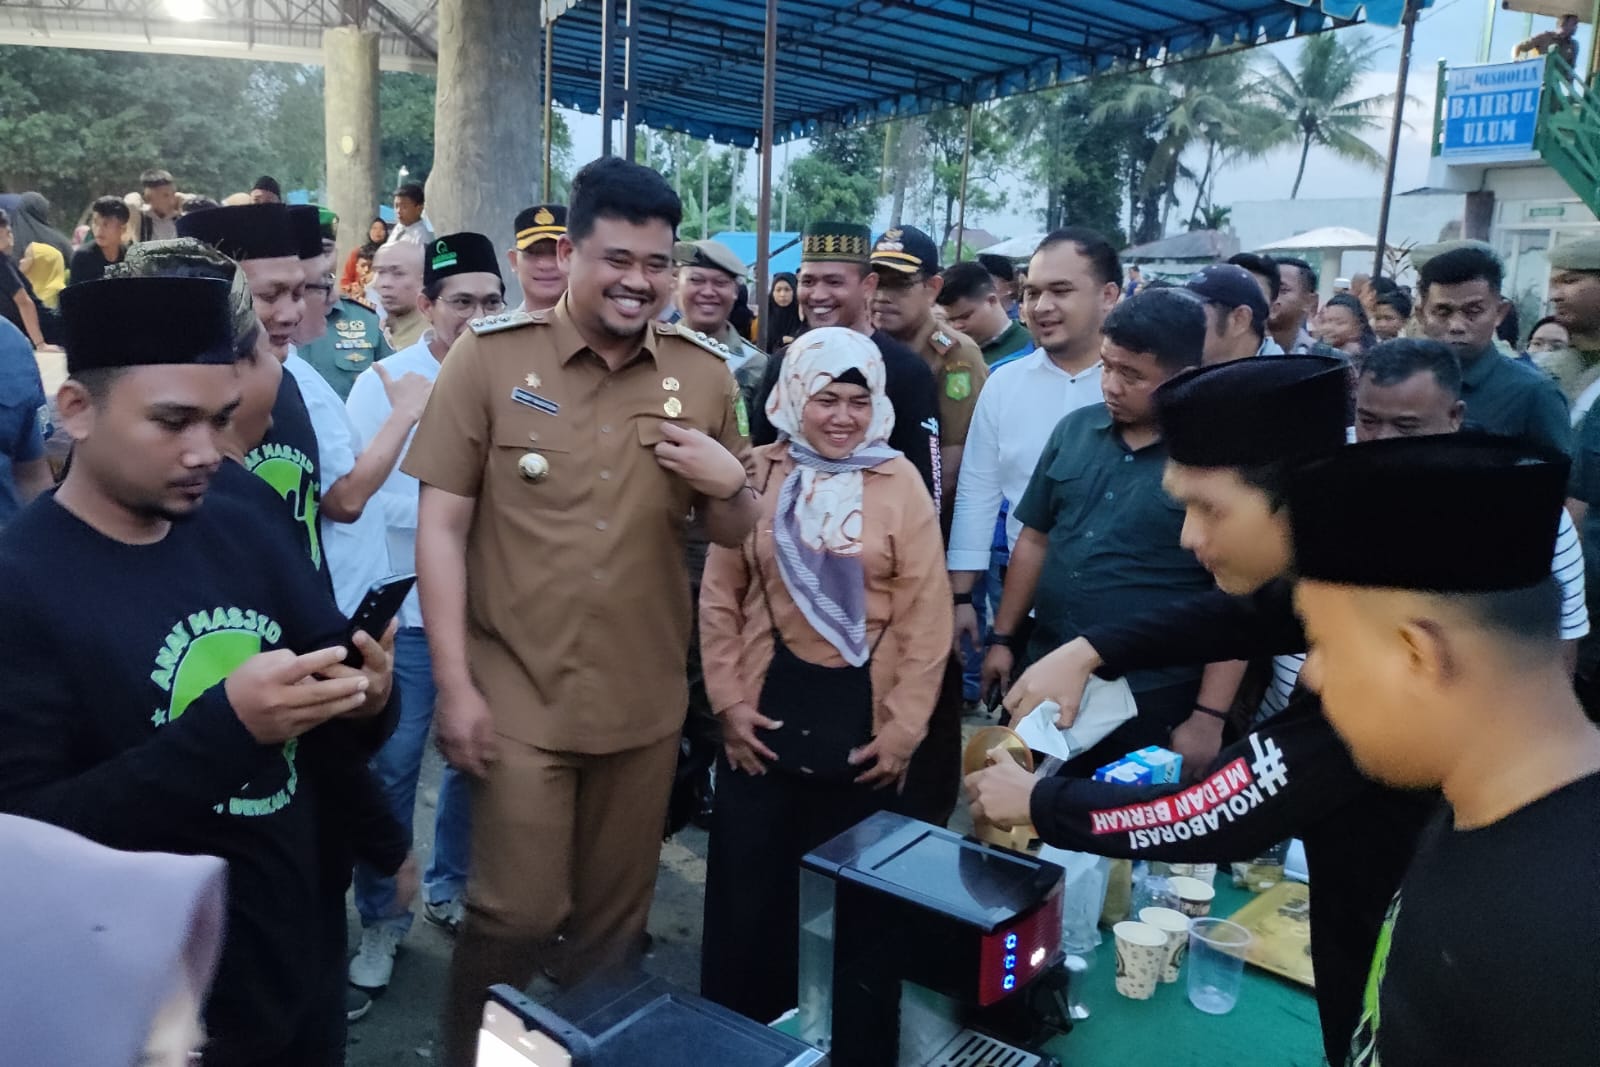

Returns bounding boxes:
[1440,58,1545,159]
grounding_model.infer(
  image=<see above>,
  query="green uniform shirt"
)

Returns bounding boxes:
[295,299,392,401]
[1459,346,1572,455]
[1013,403,1215,692]
[982,320,1035,366]
[1570,406,1600,618]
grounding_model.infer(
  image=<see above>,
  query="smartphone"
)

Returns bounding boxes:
[478,985,594,1066]
[340,573,416,669]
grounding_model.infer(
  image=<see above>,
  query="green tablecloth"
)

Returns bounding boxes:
[1043,878,1326,1066]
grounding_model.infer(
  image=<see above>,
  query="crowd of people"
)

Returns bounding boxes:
[0,150,1596,1067]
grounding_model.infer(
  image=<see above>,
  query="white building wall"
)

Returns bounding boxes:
[1229,194,1468,285]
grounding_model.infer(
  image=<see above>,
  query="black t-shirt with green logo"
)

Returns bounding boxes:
[1350,770,1600,1066]
[245,371,330,588]
[0,484,349,1062]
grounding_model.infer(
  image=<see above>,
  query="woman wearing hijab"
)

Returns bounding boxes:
[0,814,227,1067]
[698,327,952,1023]
[762,270,802,353]
[340,218,390,292]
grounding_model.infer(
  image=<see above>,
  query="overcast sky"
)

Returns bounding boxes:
[559,0,1578,239]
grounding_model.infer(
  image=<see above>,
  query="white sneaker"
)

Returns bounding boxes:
[348,924,405,991]
[423,898,465,935]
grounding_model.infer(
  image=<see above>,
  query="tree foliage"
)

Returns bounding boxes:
[1255,31,1393,198]
[784,127,882,231]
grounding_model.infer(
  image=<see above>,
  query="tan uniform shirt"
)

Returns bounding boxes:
[909,317,987,446]
[401,296,746,753]
[699,447,953,745]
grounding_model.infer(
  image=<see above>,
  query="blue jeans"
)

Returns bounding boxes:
[961,543,1011,702]
[352,627,473,931]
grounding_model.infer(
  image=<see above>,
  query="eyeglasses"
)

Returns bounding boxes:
[305,283,334,295]
[441,295,507,314]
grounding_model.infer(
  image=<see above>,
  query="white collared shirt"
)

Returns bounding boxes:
[284,349,393,616]
[344,332,440,629]
[947,348,1105,571]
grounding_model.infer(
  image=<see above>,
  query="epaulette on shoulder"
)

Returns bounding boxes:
[668,321,736,360]
[470,310,545,336]
[930,328,956,353]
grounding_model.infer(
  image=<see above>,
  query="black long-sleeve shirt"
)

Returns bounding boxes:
[1028,580,1437,1066]
[0,481,400,1065]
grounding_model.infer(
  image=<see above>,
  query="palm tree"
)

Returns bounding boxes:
[1256,31,1394,198]
[1092,51,1278,233]
[1189,204,1233,231]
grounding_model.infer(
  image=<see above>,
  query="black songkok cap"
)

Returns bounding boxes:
[175,203,296,261]
[802,221,871,265]
[424,232,503,288]
[1288,434,1568,593]
[1155,354,1349,469]
[286,205,323,260]
[62,276,236,374]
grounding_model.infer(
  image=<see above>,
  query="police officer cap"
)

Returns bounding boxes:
[176,203,297,262]
[871,226,941,277]
[1288,433,1567,593]
[286,205,323,260]
[62,276,236,374]
[1155,354,1349,469]
[1549,236,1600,273]
[802,221,871,265]
[673,239,747,279]
[425,232,502,289]
[514,204,567,249]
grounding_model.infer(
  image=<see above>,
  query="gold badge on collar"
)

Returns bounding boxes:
[662,376,680,392]
[524,372,541,389]
[664,397,683,418]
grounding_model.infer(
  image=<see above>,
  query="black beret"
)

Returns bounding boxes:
[176,203,296,261]
[62,276,236,374]
[1288,433,1567,593]
[1155,354,1350,469]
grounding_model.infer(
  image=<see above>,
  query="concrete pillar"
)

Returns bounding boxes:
[429,0,542,258]
[323,26,381,269]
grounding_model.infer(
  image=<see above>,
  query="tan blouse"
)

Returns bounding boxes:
[699,444,954,746]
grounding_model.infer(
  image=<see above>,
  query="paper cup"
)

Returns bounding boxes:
[1168,875,1216,919]
[1139,906,1192,983]
[1111,920,1168,1000]
[1167,862,1217,886]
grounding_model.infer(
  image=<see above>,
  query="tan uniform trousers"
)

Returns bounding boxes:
[440,731,680,1067]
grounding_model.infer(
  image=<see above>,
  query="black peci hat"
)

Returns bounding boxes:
[286,205,324,260]
[1155,354,1350,469]
[175,203,296,262]
[62,276,236,374]
[425,232,503,288]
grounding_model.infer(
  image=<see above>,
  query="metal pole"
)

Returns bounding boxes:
[727,147,739,232]
[701,142,711,238]
[622,0,637,159]
[542,20,554,196]
[1477,0,1496,62]
[1374,0,1419,278]
[955,100,974,260]
[1589,0,1600,82]
[757,0,776,347]
[780,140,790,232]
[599,0,614,156]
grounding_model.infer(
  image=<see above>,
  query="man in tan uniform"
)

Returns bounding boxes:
[869,225,988,827]
[402,157,757,1066]
[869,224,987,502]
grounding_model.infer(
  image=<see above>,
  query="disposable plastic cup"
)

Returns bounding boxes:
[1168,875,1215,919]
[1111,920,1168,1000]
[1138,906,1192,983]
[1186,917,1252,1015]
[1168,862,1217,886]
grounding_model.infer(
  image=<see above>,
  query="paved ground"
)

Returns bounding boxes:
[344,713,989,1063]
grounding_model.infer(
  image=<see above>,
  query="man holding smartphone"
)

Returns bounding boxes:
[0,275,399,1066]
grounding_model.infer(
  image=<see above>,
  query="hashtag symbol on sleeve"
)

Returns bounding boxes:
[1248,733,1290,795]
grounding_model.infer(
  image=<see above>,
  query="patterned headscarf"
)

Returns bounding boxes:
[764,327,899,664]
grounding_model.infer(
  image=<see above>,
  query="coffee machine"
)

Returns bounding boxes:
[797,811,1067,1066]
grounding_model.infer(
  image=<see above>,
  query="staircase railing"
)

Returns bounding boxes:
[1535,51,1600,217]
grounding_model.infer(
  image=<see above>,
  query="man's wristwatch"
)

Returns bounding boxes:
[984,632,1016,650]
[953,592,973,606]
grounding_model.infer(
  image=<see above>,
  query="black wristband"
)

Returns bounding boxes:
[953,592,973,606]
[1192,703,1229,722]
[984,632,1015,650]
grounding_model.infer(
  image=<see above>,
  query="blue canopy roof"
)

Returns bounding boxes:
[709,230,804,276]
[547,0,1427,146]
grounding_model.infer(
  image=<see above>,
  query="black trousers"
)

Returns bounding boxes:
[890,654,964,827]
[700,757,886,1023]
